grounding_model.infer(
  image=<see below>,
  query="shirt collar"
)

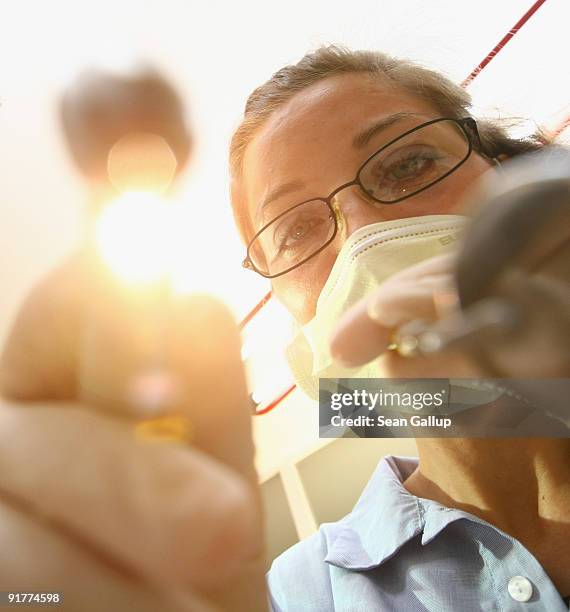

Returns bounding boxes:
[324,455,476,571]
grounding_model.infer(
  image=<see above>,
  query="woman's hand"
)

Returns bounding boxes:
[0,251,268,612]
[329,253,485,378]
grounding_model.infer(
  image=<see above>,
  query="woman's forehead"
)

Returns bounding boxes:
[250,74,405,153]
[241,73,438,221]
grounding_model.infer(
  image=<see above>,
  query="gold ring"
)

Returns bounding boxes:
[387,328,421,358]
[134,414,194,444]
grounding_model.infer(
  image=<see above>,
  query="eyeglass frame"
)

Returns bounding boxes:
[242,116,493,279]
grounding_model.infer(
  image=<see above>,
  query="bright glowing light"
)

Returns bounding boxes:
[95,191,173,284]
[167,195,249,305]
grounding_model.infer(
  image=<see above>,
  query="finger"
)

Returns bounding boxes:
[330,282,443,367]
[329,298,392,367]
[0,403,258,591]
[0,498,217,612]
[367,285,441,328]
[79,291,257,482]
[77,289,268,610]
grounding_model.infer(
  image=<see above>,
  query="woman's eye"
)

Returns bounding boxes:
[388,155,433,179]
[269,215,326,262]
[367,145,445,189]
[281,218,320,246]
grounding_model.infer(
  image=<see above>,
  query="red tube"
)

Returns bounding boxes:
[461,0,548,87]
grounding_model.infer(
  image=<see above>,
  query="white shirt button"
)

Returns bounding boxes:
[508,576,533,602]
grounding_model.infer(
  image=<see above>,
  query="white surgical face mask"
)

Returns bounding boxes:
[285,214,500,409]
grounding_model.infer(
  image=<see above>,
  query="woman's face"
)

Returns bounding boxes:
[241,73,495,324]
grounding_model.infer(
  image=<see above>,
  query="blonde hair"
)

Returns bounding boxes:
[230,45,551,241]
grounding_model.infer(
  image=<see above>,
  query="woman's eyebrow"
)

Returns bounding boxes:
[352,112,424,148]
[256,179,306,225]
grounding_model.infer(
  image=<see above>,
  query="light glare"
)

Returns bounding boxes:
[95,191,172,284]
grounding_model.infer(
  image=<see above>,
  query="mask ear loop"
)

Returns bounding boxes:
[492,156,506,175]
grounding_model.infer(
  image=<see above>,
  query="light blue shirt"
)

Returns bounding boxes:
[267,455,569,611]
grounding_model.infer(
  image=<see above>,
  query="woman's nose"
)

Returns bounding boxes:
[334,188,390,242]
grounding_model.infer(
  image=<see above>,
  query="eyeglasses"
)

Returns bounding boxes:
[243,117,486,278]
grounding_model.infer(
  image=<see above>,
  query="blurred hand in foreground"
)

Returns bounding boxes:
[0,251,268,612]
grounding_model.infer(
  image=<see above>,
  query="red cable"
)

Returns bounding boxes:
[247,0,551,415]
[551,114,570,138]
[239,290,272,330]
[254,384,297,416]
[461,0,548,88]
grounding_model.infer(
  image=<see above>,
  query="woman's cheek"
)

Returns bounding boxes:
[272,276,321,324]
[272,251,339,324]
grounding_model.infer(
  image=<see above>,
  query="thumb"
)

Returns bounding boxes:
[80,285,256,481]
[78,291,265,610]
